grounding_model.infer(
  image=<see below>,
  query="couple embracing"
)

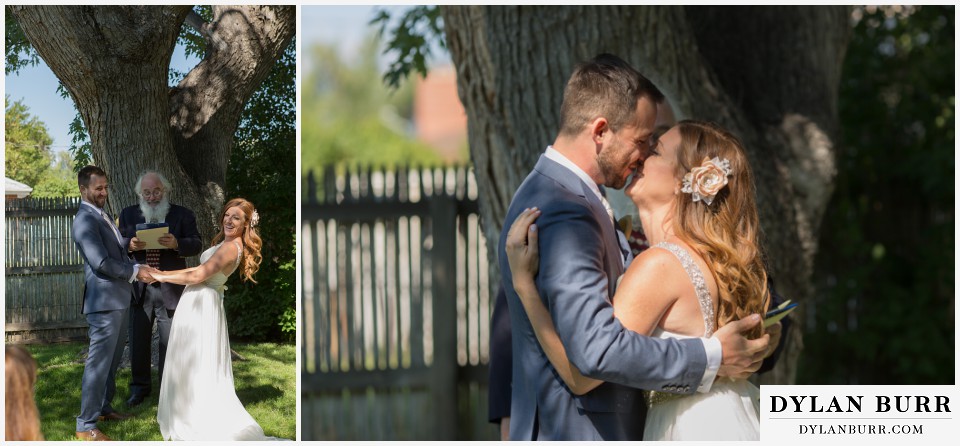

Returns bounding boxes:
[72,165,271,440]
[498,54,784,440]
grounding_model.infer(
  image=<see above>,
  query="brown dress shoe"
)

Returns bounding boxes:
[75,428,112,441]
[98,412,133,422]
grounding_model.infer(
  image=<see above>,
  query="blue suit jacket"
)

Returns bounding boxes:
[118,203,202,309]
[498,155,707,440]
[72,203,136,314]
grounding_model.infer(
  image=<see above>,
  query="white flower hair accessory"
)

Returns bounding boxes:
[250,209,260,228]
[681,156,733,205]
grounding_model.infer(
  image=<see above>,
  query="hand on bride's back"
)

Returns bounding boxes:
[505,208,542,285]
[713,314,770,379]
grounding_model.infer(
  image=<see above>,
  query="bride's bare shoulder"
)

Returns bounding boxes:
[209,240,241,265]
[630,246,687,278]
[620,247,688,298]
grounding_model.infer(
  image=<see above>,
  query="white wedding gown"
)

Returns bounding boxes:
[641,242,760,441]
[157,241,268,441]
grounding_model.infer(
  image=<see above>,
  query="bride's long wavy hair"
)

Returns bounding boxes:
[671,120,769,339]
[211,198,263,283]
[5,345,43,441]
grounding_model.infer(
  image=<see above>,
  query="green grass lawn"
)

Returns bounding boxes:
[26,341,296,441]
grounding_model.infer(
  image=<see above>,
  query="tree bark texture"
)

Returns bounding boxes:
[169,4,295,236]
[10,5,295,242]
[442,5,852,384]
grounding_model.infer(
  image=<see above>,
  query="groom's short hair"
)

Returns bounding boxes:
[558,53,665,138]
[78,165,106,188]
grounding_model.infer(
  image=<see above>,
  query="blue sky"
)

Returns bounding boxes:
[301,5,448,70]
[301,5,400,67]
[5,45,201,152]
[4,5,420,154]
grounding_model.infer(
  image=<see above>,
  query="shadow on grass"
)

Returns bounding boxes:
[237,384,284,406]
[35,365,83,439]
[234,342,295,363]
[30,341,295,441]
[34,351,163,440]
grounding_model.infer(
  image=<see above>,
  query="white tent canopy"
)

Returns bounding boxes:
[5,177,33,198]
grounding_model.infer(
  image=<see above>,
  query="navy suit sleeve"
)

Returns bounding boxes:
[73,212,134,281]
[175,208,203,257]
[535,204,706,391]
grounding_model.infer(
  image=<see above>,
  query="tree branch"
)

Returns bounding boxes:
[184,9,209,37]
[183,9,211,58]
[167,4,295,209]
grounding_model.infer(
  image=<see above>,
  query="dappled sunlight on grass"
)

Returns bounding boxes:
[28,341,295,440]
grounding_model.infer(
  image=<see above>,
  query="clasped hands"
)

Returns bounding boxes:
[129,234,178,251]
[136,265,164,284]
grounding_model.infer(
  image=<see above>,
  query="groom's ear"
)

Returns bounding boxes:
[591,117,610,145]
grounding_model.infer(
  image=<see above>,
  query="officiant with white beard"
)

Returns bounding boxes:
[118,170,202,408]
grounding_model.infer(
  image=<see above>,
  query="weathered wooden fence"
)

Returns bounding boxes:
[5,197,87,344]
[301,165,496,440]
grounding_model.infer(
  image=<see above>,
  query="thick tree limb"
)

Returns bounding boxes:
[168,5,295,233]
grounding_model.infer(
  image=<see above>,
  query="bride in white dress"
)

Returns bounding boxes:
[505,120,772,440]
[149,198,269,441]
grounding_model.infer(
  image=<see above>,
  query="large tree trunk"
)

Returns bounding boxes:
[442,5,851,384]
[10,5,189,213]
[10,5,295,242]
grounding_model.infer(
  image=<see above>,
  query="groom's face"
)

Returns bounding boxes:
[80,174,109,209]
[597,96,658,189]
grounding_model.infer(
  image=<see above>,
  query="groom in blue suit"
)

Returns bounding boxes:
[498,54,770,440]
[72,165,158,441]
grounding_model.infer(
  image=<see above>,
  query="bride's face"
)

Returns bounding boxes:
[625,126,682,211]
[222,206,246,238]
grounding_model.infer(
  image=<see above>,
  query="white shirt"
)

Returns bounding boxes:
[542,147,722,392]
[545,146,604,202]
[81,200,139,283]
[545,147,623,261]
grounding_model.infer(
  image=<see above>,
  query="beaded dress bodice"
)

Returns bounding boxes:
[652,241,716,337]
[641,242,761,440]
[646,241,717,406]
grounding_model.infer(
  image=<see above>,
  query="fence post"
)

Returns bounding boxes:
[430,192,458,439]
